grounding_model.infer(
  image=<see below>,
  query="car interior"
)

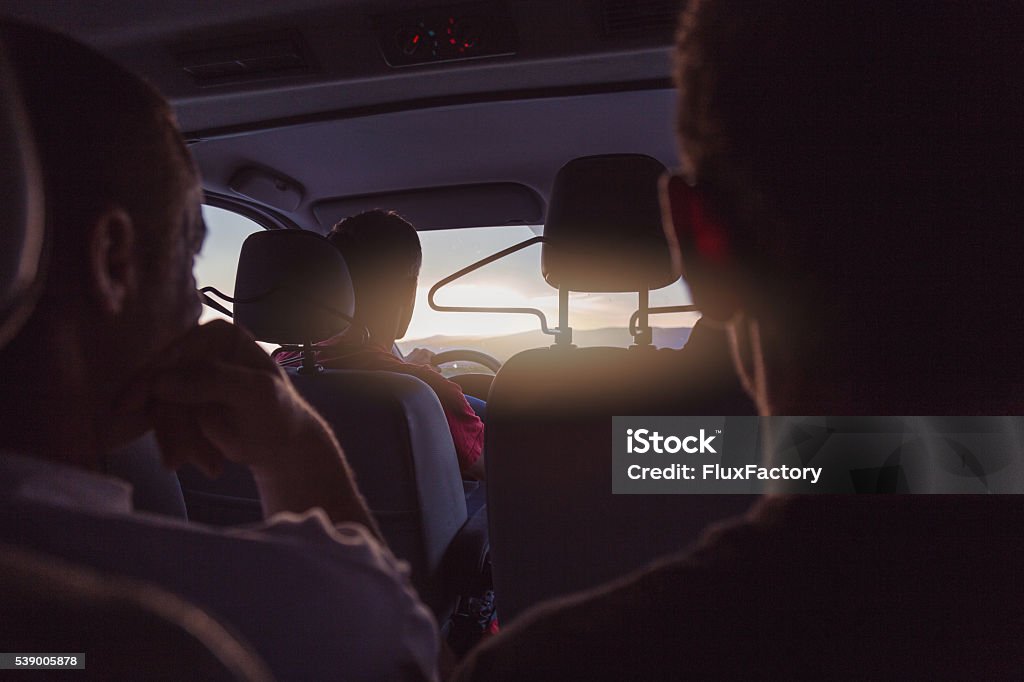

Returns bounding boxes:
[2,0,763,668]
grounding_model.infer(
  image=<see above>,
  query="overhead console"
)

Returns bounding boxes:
[378,2,518,68]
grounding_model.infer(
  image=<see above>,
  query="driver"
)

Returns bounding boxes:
[279,210,486,480]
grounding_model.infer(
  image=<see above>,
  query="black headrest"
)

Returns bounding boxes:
[0,42,45,347]
[233,230,354,344]
[542,154,675,292]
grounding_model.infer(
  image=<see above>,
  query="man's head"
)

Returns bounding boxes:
[326,210,421,345]
[666,1,1021,415]
[0,21,204,456]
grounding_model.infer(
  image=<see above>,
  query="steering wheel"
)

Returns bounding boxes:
[430,349,502,374]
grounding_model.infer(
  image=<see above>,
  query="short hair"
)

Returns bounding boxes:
[674,1,1021,365]
[0,21,195,298]
[326,210,421,304]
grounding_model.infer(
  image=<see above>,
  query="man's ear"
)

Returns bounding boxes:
[660,173,741,321]
[88,206,139,317]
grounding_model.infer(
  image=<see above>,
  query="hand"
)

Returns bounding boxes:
[404,347,439,372]
[124,319,380,532]
[136,320,326,477]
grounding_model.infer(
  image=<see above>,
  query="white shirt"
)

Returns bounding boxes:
[0,453,439,681]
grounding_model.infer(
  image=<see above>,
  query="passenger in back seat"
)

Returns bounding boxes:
[453,0,1024,678]
[278,210,486,480]
[0,20,438,681]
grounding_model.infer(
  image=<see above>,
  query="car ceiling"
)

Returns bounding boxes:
[3,0,683,231]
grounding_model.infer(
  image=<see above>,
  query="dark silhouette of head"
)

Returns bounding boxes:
[666,1,1022,415]
[0,21,204,463]
[326,210,421,346]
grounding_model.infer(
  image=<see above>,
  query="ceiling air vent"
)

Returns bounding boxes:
[602,0,682,41]
[174,31,313,87]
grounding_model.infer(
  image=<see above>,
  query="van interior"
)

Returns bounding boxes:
[3,0,765,670]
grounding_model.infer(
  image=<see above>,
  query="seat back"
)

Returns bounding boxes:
[180,368,469,609]
[287,368,467,602]
[181,229,470,611]
[484,155,756,622]
[105,432,188,520]
[487,339,755,621]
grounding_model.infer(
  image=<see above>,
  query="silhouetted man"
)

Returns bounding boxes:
[0,21,437,681]
[454,1,1024,678]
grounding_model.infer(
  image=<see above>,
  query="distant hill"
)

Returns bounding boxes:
[400,326,693,363]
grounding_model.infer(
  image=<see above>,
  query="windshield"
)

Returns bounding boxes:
[194,214,698,363]
[397,225,700,363]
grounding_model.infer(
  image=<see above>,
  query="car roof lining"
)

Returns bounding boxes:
[2,0,682,231]
[2,1,677,131]
[191,88,679,232]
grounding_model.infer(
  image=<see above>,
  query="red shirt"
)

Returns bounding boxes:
[278,340,484,475]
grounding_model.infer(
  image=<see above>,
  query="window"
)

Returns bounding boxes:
[194,205,263,324]
[396,225,700,363]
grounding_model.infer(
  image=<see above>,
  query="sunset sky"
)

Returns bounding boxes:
[413,225,698,340]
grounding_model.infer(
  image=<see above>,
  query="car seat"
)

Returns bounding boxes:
[438,154,757,622]
[181,229,490,622]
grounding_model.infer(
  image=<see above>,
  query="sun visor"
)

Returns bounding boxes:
[542,154,675,292]
[313,182,545,231]
[233,230,354,344]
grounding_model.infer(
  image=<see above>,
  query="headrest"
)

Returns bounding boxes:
[0,42,45,348]
[233,230,354,344]
[542,154,675,292]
